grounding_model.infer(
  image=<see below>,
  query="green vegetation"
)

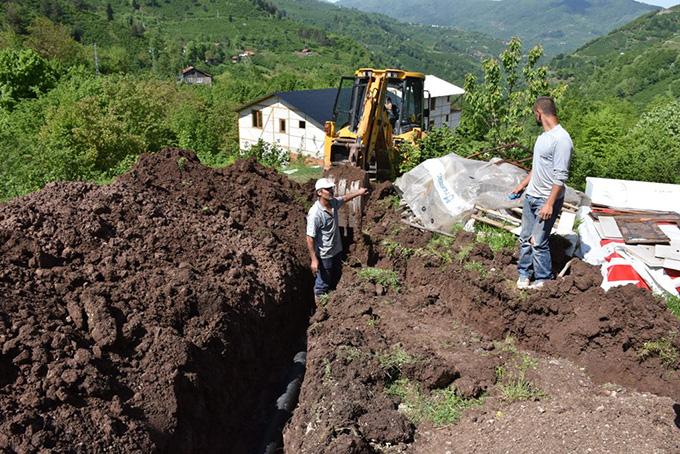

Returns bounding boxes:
[337,0,656,57]
[665,295,680,320]
[463,261,487,278]
[378,343,416,381]
[496,352,544,401]
[638,336,679,368]
[357,267,400,291]
[381,239,415,259]
[386,378,482,426]
[475,224,517,253]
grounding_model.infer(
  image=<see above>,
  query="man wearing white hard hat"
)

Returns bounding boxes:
[306,177,368,298]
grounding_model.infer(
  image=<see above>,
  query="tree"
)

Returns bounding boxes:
[0,48,57,110]
[457,37,564,159]
[26,18,85,66]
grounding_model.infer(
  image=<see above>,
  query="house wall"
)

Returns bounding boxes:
[183,71,212,85]
[238,97,327,159]
[428,95,461,129]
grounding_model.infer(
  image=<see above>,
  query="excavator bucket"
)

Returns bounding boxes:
[324,164,370,234]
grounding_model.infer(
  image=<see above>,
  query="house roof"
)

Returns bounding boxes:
[181,66,212,77]
[238,88,337,126]
[425,75,464,98]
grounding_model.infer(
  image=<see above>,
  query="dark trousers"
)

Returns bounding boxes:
[314,254,342,296]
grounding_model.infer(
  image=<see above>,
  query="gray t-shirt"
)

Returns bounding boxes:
[526,124,573,199]
[306,198,344,259]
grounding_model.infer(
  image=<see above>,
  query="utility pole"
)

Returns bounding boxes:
[94,43,100,75]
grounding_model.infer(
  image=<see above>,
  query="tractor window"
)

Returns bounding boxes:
[400,78,424,132]
[333,77,355,130]
[333,77,367,132]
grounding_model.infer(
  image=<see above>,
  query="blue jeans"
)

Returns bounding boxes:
[518,195,563,281]
[314,254,342,295]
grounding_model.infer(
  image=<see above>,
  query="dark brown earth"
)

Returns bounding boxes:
[0,149,314,453]
[284,183,680,453]
[3,155,680,453]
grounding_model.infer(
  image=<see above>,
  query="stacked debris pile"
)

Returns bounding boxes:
[579,177,680,295]
[0,149,314,452]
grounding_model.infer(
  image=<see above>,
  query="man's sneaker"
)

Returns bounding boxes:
[516,276,530,289]
[529,280,547,289]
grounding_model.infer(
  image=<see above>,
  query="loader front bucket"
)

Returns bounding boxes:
[324,164,370,234]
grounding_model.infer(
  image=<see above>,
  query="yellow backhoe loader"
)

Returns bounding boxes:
[323,68,429,232]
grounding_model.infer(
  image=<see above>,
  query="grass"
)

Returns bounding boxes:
[386,378,482,426]
[337,345,364,363]
[456,244,474,264]
[381,239,415,259]
[316,293,330,308]
[495,353,544,402]
[474,223,517,253]
[282,158,323,184]
[417,233,455,263]
[638,335,678,369]
[663,294,680,320]
[357,267,400,291]
[378,344,416,378]
[463,260,487,278]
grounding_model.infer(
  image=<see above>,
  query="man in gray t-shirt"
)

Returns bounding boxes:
[306,177,368,297]
[511,96,573,290]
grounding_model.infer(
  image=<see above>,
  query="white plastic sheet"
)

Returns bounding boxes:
[395,152,581,232]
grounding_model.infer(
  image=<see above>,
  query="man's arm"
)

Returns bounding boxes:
[338,187,368,204]
[538,184,565,220]
[306,236,318,274]
[512,171,532,195]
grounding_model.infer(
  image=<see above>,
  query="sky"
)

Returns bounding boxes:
[637,0,679,6]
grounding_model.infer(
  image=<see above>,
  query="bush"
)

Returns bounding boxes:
[241,139,290,168]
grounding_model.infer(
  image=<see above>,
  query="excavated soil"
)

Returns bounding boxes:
[284,183,680,453]
[0,149,314,452]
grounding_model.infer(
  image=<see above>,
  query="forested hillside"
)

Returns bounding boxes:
[0,0,501,200]
[553,6,680,188]
[273,0,502,83]
[552,6,680,105]
[336,0,657,56]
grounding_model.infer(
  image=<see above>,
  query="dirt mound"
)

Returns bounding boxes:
[284,183,680,452]
[0,149,313,452]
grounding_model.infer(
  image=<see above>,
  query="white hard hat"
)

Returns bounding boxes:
[315,178,335,191]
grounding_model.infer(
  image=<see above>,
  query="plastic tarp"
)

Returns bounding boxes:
[395,152,581,232]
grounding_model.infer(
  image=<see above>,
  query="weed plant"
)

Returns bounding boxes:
[357,267,400,291]
[378,344,416,381]
[496,353,544,401]
[463,261,487,278]
[638,335,678,368]
[381,239,415,259]
[663,294,680,320]
[386,378,481,426]
[474,223,517,253]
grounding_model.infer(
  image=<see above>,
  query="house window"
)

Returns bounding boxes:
[279,119,286,133]
[299,120,306,129]
[252,110,262,128]
[446,96,450,102]
[445,114,449,123]
[431,98,436,109]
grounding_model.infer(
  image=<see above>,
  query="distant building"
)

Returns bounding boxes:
[237,88,337,159]
[425,75,465,129]
[179,66,212,85]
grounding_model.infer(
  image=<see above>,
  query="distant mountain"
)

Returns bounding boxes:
[336,0,658,56]
[273,0,504,84]
[552,5,680,105]
[1,0,502,85]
